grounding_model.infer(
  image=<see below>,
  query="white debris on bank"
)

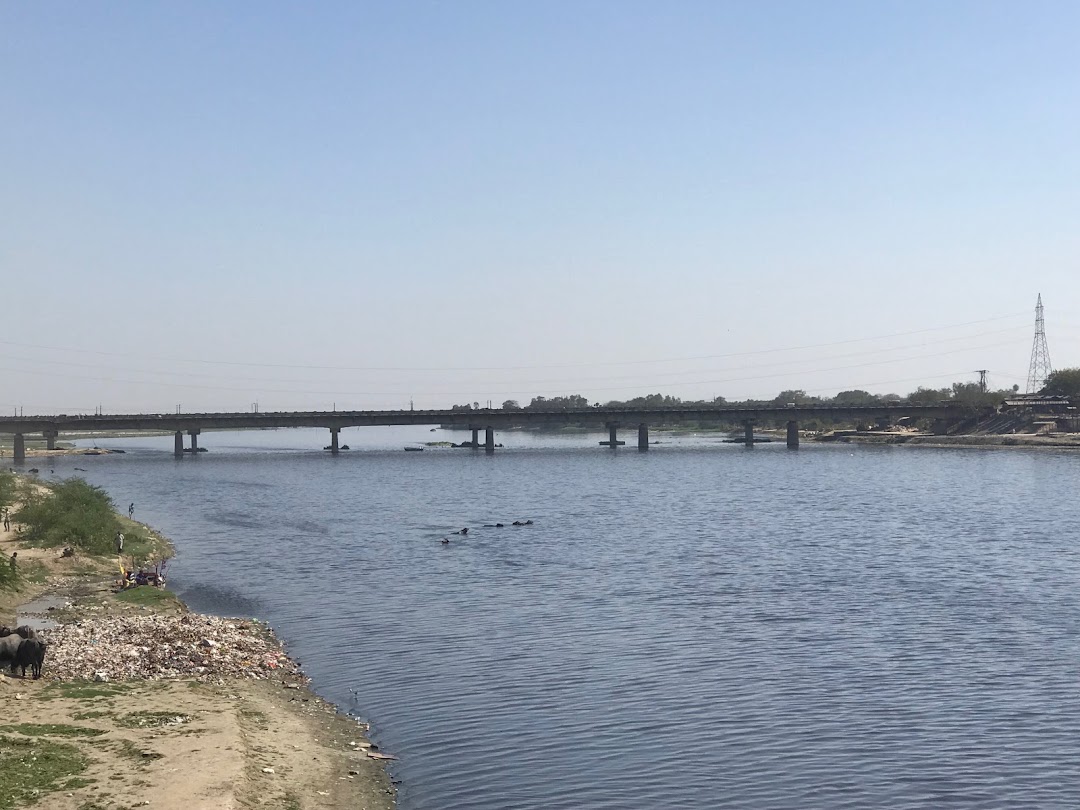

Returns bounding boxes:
[42,614,307,682]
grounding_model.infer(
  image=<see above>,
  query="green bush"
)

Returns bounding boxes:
[13,478,121,556]
[0,471,13,504]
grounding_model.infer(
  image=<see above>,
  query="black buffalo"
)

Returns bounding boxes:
[0,625,36,639]
[14,637,46,679]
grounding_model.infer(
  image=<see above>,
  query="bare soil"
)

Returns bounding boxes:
[0,494,395,810]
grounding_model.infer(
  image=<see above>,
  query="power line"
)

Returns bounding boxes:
[0,311,1030,373]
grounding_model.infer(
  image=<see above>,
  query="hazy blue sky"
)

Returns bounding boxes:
[3,2,1078,412]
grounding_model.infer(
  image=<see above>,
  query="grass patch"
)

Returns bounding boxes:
[0,734,89,810]
[0,723,106,738]
[115,711,191,729]
[41,681,133,701]
[73,710,111,721]
[239,708,268,727]
[113,585,180,608]
[19,559,50,584]
[114,739,163,765]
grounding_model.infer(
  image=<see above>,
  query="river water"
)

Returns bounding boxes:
[37,427,1080,808]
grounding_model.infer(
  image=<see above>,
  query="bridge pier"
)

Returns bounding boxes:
[174,431,184,457]
[485,427,495,454]
[786,420,799,449]
[329,427,340,454]
[638,423,649,451]
[471,427,480,449]
[13,433,25,463]
[600,423,625,448]
[188,429,200,453]
[43,430,57,451]
[933,418,949,436]
[743,420,755,447]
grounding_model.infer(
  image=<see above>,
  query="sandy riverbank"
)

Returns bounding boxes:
[819,431,1080,449]
[0,488,395,809]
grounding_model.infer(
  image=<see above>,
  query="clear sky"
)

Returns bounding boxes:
[2,2,1079,413]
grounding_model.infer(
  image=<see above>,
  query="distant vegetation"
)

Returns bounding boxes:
[1042,368,1080,398]
[447,380,1025,432]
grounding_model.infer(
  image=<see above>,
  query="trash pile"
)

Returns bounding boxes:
[42,614,308,683]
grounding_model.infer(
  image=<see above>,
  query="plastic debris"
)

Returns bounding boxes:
[40,614,307,683]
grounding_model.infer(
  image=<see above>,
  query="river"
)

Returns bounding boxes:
[37,426,1080,809]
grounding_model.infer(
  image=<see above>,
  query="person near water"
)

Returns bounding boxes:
[128,503,135,519]
[116,531,125,553]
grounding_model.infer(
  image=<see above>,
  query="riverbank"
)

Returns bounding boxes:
[818,431,1080,449]
[0,474,395,810]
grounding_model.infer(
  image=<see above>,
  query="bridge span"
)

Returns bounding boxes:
[0,404,974,462]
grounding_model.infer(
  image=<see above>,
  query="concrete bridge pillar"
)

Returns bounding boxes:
[329,427,340,454]
[485,427,495,454]
[599,422,626,448]
[933,418,949,436]
[188,429,200,453]
[786,420,799,449]
[638,423,649,451]
[43,430,57,451]
[471,427,480,449]
[13,433,25,463]
[744,420,755,447]
[174,431,184,457]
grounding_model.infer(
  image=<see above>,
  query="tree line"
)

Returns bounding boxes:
[449,379,1030,414]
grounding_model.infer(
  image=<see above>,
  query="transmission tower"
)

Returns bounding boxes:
[1026,294,1053,393]
[975,369,988,393]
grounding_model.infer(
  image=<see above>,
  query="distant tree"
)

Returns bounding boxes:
[1042,368,1080,397]
[833,389,878,405]
[907,386,951,405]
[501,400,521,410]
[773,390,821,406]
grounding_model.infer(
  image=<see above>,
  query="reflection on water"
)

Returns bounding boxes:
[41,427,1080,809]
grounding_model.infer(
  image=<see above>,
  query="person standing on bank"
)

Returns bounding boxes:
[128,503,135,519]
[116,531,124,553]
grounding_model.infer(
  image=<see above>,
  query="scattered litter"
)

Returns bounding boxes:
[262,767,275,774]
[41,615,307,683]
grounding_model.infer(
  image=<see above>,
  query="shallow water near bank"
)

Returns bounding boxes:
[28,426,1080,809]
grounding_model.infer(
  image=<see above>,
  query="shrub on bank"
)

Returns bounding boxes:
[0,470,15,511]
[14,478,121,556]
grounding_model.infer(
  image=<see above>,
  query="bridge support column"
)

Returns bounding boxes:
[599,422,625,448]
[471,427,480,449]
[744,420,755,447]
[786,420,799,449]
[188,429,200,453]
[174,431,184,457]
[638,423,649,451]
[329,427,340,454]
[43,430,57,451]
[485,427,495,454]
[13,433,25,463]
[933,418,949,436]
